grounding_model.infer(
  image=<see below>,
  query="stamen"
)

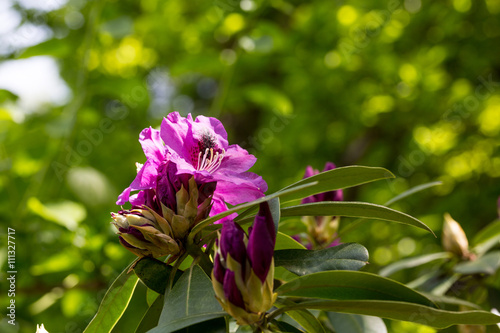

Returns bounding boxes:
[196,148,226,173]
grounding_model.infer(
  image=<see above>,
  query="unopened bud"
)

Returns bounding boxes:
[442,213,469,258]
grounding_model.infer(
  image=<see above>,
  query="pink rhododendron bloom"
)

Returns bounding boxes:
[116,112,267,219]
[160,112,267,206]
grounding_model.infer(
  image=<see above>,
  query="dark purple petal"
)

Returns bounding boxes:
[257,201,276,243]
[119,225,149,242]
[323,162,336,172]
[247,202,276,282]
[213,251,226,283]
[155,161,181,211]
[220,221,247,268]
[223,270,245,309]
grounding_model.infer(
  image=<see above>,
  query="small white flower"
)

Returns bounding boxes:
[36,324,49,333]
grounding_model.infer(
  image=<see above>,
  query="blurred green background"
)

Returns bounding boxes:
[0,0,499,332]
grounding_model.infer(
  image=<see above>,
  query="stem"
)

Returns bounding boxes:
[168,251,188,291]
[187,244,213,276]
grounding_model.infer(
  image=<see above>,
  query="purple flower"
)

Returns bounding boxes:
[301,162,343,204]
[116,113,267,220]
[160,112,267,207]
[294,162,343,249]
[212,202,277,325]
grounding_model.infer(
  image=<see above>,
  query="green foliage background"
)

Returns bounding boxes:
[0,0,499,332]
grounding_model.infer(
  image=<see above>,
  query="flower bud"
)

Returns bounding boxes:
[212,202,277,325]
[112,208,181,258]
[298,162,343,248]
[442,213,469,258]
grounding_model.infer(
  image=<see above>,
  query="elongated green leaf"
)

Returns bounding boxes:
[383,181,442,206]
[422,294,481,310]
[281,202,435,235]
[271,320,304,333]
[276,271,435,307]
[379,252,452,277]
[454,251,500,275]
[189,183,316,239]
[149,265,225,333]
[275,243,369,275]
[275,232,307,251]
[277,166,394,203]
[133,257,183,295]
[472,219,500,255]
[276,299,326,333]
[430,273,460,296]
[136,295,164,333]
[269,197,281,236]
[472,219,500,245]
[84,263,139,333]
[327,312,387,333]
[279,300,500,329]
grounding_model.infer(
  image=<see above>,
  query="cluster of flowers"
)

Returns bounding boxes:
[111,112,277,323]
[111,112,267,260]
[110,112,341,325]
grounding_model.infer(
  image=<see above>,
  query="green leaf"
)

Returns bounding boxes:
[275,232,307,251]
[270,320,304,333]
[281,202,435,235]
[276,271,435,307]
[277,166,394,203]
[133,257,183,295]
[278,300,500,329]
[149,265,225,333]
[18,38,72,58]
[472,219,500,255]
[27,197,87,231]
[422,293,481,310]
[430,273,460,296]
[327,312,387,333]
[147,289,160,307]
[454,251,500,275]
[136,295,164,333]
[379,252,452,277]
[274,243,369,275]
[269,197,281,236]
[383,181,442,206]
[472,219,500,245]
[276,299,326,333]
[189,183,316,237]
[83,263,140,333]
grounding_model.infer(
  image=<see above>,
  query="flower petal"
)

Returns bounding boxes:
[139,127,166,163]
[220,221,247,267]
[131,160,159,190]
[247,202,275,282]
[223,270,245,309]
[218,144,256,173]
